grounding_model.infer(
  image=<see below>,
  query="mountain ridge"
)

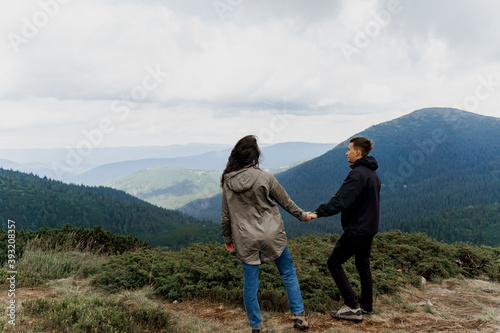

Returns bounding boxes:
[180,108,500,246]
[72,142,336,186]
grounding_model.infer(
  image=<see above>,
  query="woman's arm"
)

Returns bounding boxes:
[269,174,308,222]
[221,190,233,244]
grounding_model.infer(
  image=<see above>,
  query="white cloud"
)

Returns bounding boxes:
[0,0,499,149]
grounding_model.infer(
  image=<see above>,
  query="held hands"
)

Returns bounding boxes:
[305,212,318,222]
[225,242,234,252]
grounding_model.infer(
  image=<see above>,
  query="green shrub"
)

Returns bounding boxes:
[0,224,149,268]
[92,231,500,313]
[372,231,500,282]
[0,236,111,289]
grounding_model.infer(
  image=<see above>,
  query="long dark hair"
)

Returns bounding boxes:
[220,135,261,188]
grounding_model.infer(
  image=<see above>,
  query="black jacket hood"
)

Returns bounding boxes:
[352,156,378,171]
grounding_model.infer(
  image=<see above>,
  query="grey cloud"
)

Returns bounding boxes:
[383,0,500,64]
[143,0,344,24]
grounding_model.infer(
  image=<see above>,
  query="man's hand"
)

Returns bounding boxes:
[225,242,234,252]
[305,212,318,222]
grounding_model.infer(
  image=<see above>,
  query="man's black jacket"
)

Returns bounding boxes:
[315,156,381,235]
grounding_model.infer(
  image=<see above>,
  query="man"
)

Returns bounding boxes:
[310,136,381,322]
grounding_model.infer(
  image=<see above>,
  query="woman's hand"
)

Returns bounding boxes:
[225,242,234,252]
[305,212,318,222]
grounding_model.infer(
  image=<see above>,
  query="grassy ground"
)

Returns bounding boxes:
[0,233,499,332]
[0,277,498,332]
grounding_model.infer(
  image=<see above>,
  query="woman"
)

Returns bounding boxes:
[220,135,312,332]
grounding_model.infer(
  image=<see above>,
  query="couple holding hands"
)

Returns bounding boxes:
[221,135,381,332]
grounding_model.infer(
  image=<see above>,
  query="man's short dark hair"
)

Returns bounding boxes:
[350,137,374,157]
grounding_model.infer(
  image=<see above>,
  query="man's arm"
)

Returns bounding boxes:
[315,172,364,217]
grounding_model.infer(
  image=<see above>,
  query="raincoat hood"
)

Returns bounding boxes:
[225,167,261,193]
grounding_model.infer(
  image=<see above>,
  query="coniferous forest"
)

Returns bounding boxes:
[182,108,500,247]
[0,168,220,249]
[1,108,499,248]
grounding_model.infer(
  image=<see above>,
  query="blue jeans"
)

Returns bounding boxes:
[241,246,304,328]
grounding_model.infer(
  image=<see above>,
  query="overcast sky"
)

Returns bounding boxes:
[1,0,499,149]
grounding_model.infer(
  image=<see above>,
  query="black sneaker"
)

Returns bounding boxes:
[329,305,363,322]
[293,312,309,330]
[361,308,374,316]
[251,327,267,333]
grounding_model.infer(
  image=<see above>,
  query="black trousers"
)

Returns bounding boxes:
[327,233,375,310]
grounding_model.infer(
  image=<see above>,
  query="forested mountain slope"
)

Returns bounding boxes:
[181,108,500,245]
[0,168,219,249]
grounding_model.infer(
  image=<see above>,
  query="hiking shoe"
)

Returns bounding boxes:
[251,327,267,333]
[329,305,363,322]
[361,308,374,316]
[293,312,309,330]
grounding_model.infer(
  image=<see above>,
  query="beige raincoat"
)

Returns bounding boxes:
[221,166,307,265]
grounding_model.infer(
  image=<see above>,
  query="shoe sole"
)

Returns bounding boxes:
[293,321,309,330]
[329,313,363,323]
[293,324,309,330]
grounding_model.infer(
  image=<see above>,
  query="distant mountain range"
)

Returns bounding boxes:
[71,142,336,186]
[0,142,336,248]
[2,108,498,248]
[106,158,312,210]
[0,143,232,166]
[0,142,335,186]
[106,166,222,210]
[0,143,232,181]
[181,108,500,246]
